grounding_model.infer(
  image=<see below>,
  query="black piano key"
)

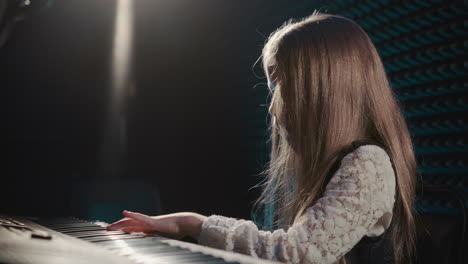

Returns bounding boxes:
[36,217,85,225]
[180,256,237,264]
[82,234,146,243]
[58,226,107,233]
[175,256,232,264]
[45,222,101,228]
[67,230,127,238]
[49,225,106,230]
[39,221,89,227]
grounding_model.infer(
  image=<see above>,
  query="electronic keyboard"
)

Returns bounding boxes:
[0,215,277,264]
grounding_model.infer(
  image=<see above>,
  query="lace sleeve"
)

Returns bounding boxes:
[198,145,396,264]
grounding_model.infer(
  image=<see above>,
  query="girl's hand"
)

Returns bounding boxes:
[106,210,207,240]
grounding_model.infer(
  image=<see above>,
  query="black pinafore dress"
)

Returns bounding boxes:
[328,140,396,264]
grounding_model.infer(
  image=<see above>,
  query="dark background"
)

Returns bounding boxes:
[1,0,466,228]
[1,0,321,222]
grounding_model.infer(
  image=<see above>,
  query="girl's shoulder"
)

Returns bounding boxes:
[343,139,390,160]
[328,140,396,181]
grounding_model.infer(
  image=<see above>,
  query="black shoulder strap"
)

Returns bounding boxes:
[328,139,397,241]
[338,140,396,264]
[345,139,390,159]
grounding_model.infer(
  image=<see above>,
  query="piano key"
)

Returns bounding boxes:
[94,236,169,248]
[106,242,172,251]
[119,244,237,263]
[49,225,106,231]
[44,222,101,227]
[136,255,226,264]
[66,230,127,238]
[58,226,108,233]
[83,234,146,243]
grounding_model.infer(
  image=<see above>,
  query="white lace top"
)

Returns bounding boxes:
[198,145,396,264]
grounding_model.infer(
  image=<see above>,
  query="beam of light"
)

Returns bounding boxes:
[112,0,133,98]
[100,0,133,178]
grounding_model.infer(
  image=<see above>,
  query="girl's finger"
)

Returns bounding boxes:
[106,218,140,231]
[122,210,154,226]
[107,218,137,227]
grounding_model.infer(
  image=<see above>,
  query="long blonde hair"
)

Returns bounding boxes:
[255,11,417,263]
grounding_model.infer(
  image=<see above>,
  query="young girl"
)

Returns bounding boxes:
[107,12,417,264]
